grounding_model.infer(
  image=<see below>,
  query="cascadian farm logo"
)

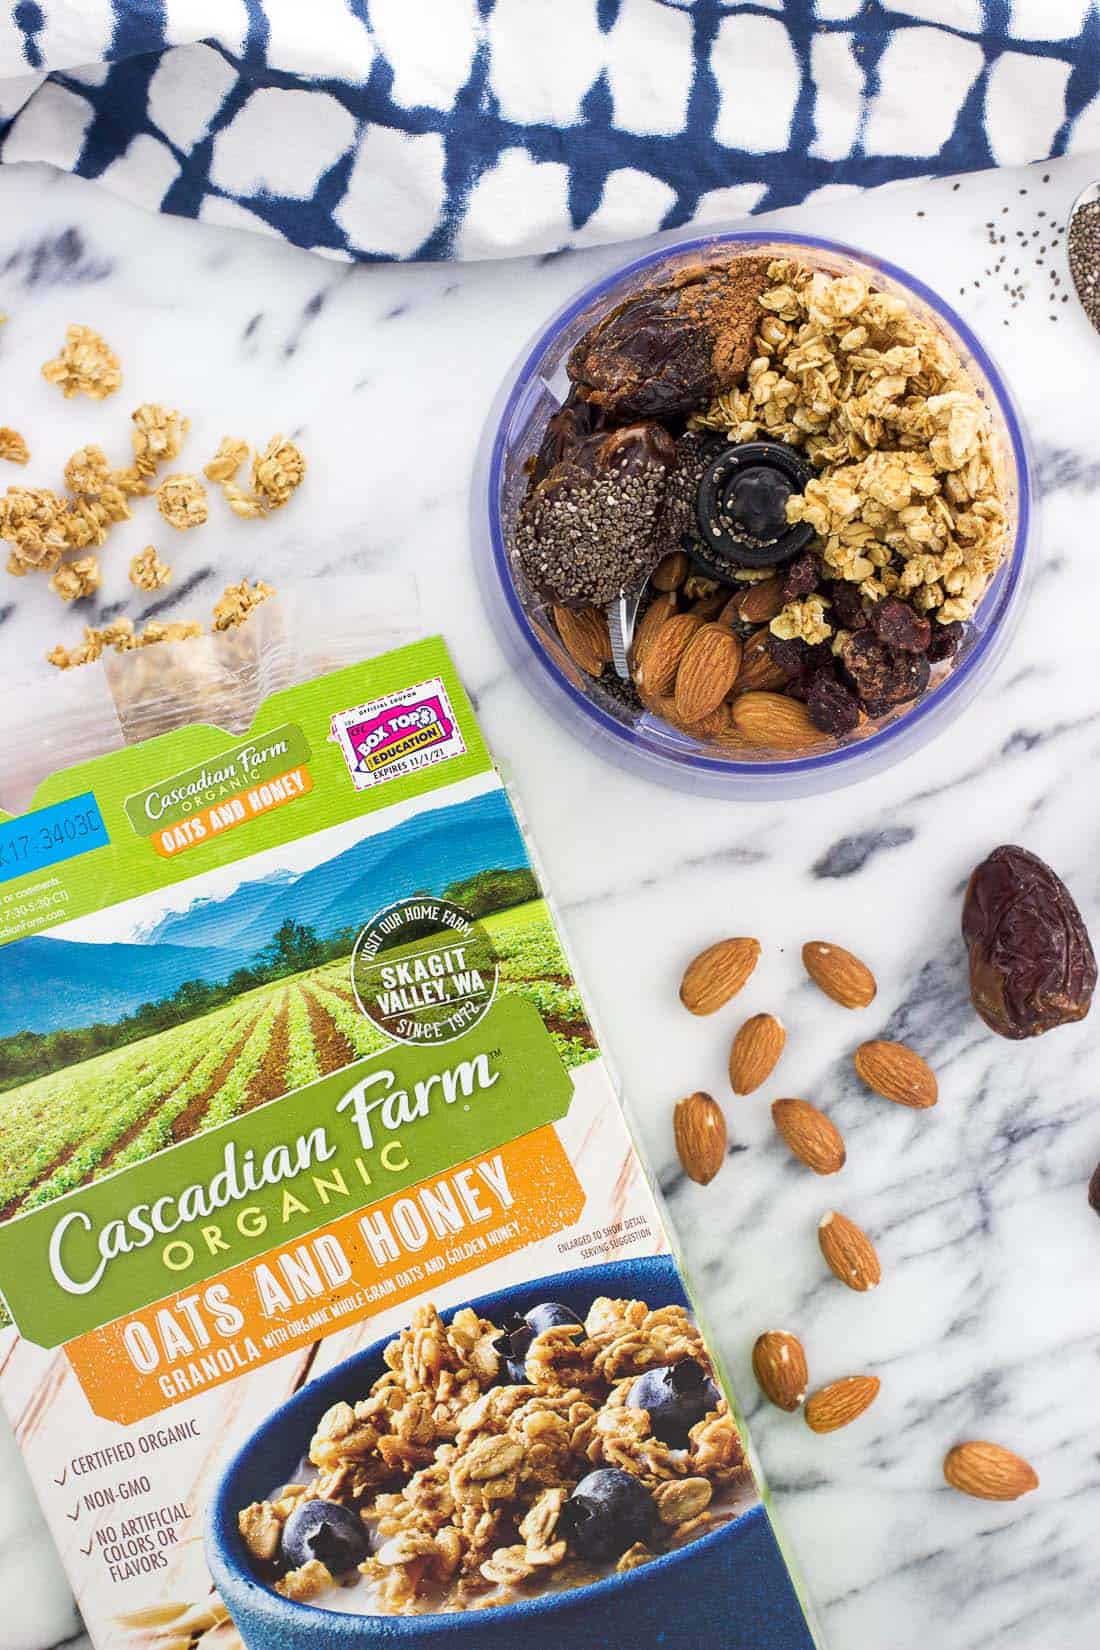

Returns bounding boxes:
[330,677,466,792]
[352,898,498,1046]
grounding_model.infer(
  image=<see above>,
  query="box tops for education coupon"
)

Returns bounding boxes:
[0,637,820,1650]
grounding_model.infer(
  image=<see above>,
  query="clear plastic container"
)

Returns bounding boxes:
[472,231,1035,798]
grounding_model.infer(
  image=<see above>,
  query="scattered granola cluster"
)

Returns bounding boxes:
[156,472,209,531]
[129,545,172,591]
[238,1295,744,1616]
[0,427,29,465]
[204,433,307,519]
[41,324,122,401]
[45,581,273,669]
[693,261,1007,631]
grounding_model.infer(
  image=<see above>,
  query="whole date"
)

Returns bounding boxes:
[962,844,1096,1039]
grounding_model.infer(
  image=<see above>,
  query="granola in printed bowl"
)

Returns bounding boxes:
[208,1261,772,1650]
[475,233,1033,797]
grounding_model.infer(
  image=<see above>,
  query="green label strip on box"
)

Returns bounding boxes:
[0,995,572,1348]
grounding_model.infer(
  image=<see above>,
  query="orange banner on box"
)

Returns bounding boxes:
[151,766,313,857]
[64,1125,584,1424]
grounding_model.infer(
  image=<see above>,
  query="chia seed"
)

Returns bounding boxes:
[514,459,671,605]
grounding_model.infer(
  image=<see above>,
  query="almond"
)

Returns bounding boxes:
[730,629,790,695]
[673,1092,727,1186]
[651,551,689,592]
[804,1375,880,1434]
[674,624,742,724]
[732,578,785,626]
[802,941,877,1009]
[854,1040,937,1109]
[637,612,702,696]
[679,700,731,740]
[730,691,829,753]
[552,605,611,677]
[631,591,678,675]
[771,1098,846,1175]
[690,589,730,621]
[729,1013,786,1095]
[943,1441,1039,1501]
[818,1210,880,1291]
[752,1330,808,1412]
[680,937,761,1015]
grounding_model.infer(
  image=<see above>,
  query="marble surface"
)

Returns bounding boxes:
[1,150,1099,1650]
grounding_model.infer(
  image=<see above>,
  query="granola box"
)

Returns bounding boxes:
[0,637,819,1650]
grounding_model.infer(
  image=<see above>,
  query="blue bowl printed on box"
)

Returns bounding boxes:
[207,1254,818,1649]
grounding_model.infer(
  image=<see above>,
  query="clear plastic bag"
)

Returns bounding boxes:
[0,575,421,816]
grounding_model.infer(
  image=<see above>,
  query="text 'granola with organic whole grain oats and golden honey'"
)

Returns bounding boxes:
[0,637,819,1650]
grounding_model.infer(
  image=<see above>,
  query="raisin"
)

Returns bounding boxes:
[765,633,809,677]
[840,631,929,712]
[869,596,931,653]
[779,551,823,605]
[927,620,966,662]
[807,669,861,735]
[962,845,1097,1040]
[826,579,869,632]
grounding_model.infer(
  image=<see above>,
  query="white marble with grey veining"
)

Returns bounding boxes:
[1,151,1099,1650]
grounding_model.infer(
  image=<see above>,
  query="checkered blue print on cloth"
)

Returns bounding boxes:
[1,1,1098,262]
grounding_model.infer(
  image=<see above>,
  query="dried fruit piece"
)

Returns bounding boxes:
[567,259,770,419]
[651,551,689,592]
[943,1442,1038,1501]
[752,1331,808,1412]
[869,596,931,653]
[1089,1160,1100,1216]
[638,611,702,696]
[771,1099,846,1175]
[840,630,930,715]
[804,1375,879,1434]
[680,937,761,1015]
[729,1013,785,1096]
[962,844,1096,1039]
[806,670,861,736]
[730,692,830,753]
[673,1092,727,1186]
[41,324,121,400]
[802,942,877,1009]
[552,605,611,678]
[854,1040,937,1109]
[818,1210,880,1291]
[674,624,742,724]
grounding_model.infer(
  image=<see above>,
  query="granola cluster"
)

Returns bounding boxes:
[156,472,209,531]
[129,544,172,591]
[693,261,1007,631]
[204,434,307,519]
[41,324,122,400]
[0,427,29,465]
[238,1296,744,1616]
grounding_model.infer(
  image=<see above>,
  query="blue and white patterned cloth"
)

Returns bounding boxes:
[1,1,1098,262]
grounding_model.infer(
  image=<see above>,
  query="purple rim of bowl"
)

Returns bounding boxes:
[484,229,1032,782]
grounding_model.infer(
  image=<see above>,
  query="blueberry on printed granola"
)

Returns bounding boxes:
[280,1499,371,1575]
[628,1357,721,1448]
[566,1469,657,1562]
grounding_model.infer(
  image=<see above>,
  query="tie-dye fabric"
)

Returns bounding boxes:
[1,1,1098,263]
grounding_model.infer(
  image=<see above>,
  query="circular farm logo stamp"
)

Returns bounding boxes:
[351,898,499,1045]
